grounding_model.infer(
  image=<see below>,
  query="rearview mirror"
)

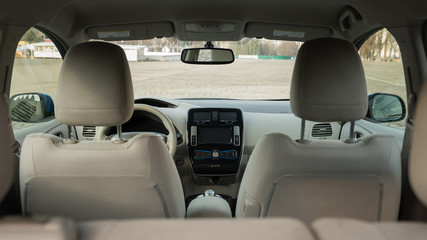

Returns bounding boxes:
[365,93,406,123]
[181,48,234,64]
[9,93,54,123]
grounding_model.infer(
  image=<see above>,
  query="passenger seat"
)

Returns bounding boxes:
[310,75,427,240]
[236,38,401,223]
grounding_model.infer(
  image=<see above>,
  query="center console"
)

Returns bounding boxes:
[187,108,243,175]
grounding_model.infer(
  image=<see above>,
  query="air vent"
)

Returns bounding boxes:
[312,123,333,137]
[82,126,96,138]
[220,112,237,122]
[193,112,211,123]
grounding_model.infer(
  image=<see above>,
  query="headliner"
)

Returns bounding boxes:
[0,0,426,45]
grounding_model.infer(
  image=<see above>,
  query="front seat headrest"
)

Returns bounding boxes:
[55,41,134,126]
[290,38,368,122]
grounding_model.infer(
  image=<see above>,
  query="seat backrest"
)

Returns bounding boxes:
[236,38,401,223]
[19,42,185,220]
[310,83,427,240]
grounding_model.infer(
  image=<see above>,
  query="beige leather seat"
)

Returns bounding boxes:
[311,83,427,239]
[19,42,185,221]
[236,38,401,223]
[1,94,77,239]
[79,218,314,240]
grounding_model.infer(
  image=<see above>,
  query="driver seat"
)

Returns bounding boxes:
[19,42,185,221]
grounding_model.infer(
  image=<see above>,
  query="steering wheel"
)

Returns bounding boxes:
[102,104,177,157]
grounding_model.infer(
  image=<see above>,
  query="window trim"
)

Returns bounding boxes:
[354,27,383,50]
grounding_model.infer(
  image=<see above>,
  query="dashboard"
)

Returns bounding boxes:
[68,97,404,204]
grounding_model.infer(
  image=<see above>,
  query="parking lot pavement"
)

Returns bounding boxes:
[10,58,406,100]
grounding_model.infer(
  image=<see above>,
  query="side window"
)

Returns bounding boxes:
[359,29,407,129]
[10,28,62,130]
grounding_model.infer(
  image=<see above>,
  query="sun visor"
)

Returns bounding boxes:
[86,22,174,40]
[245,23,333,41]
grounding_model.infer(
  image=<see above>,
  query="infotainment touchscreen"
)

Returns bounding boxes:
[198,127,233,144]
[188,108,243,174]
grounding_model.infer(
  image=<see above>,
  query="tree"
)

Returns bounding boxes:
[277,41,299,56]
[359,29,399,62]
[21,28,45,43]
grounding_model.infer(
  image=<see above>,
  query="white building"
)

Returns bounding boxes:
[31,42,61,59]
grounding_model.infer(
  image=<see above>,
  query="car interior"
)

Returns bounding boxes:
[0,0,427,239]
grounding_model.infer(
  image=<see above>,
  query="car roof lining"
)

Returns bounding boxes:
[1,0,426,47]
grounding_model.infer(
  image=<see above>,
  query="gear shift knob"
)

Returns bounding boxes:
[204,189,215,197]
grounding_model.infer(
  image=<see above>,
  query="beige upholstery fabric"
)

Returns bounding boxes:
[236,133,401,223]
[20,133,185,220]
[186,196,232,218]
[309,67,427,240]
[79,218,314,240]
[312,218,427,240]
[0,217,76,240]
[290,38,368,122]
[410,85,427,206]
[20,41,185,220]
[310,81,427,240]
[237,38,400,224]
[55,42,133,126]
[0,94,15,201]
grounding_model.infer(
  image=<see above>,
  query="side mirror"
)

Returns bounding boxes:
[181,48,234,64]
[365,93,406,123]
[9,93,54,123]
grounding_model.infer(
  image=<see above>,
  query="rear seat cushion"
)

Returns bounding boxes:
[312,218,427,240]
[79,218,314,240]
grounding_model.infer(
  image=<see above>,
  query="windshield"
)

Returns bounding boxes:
[10,28,407,131]
[11,29,406,104]
[109,38,300,100]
